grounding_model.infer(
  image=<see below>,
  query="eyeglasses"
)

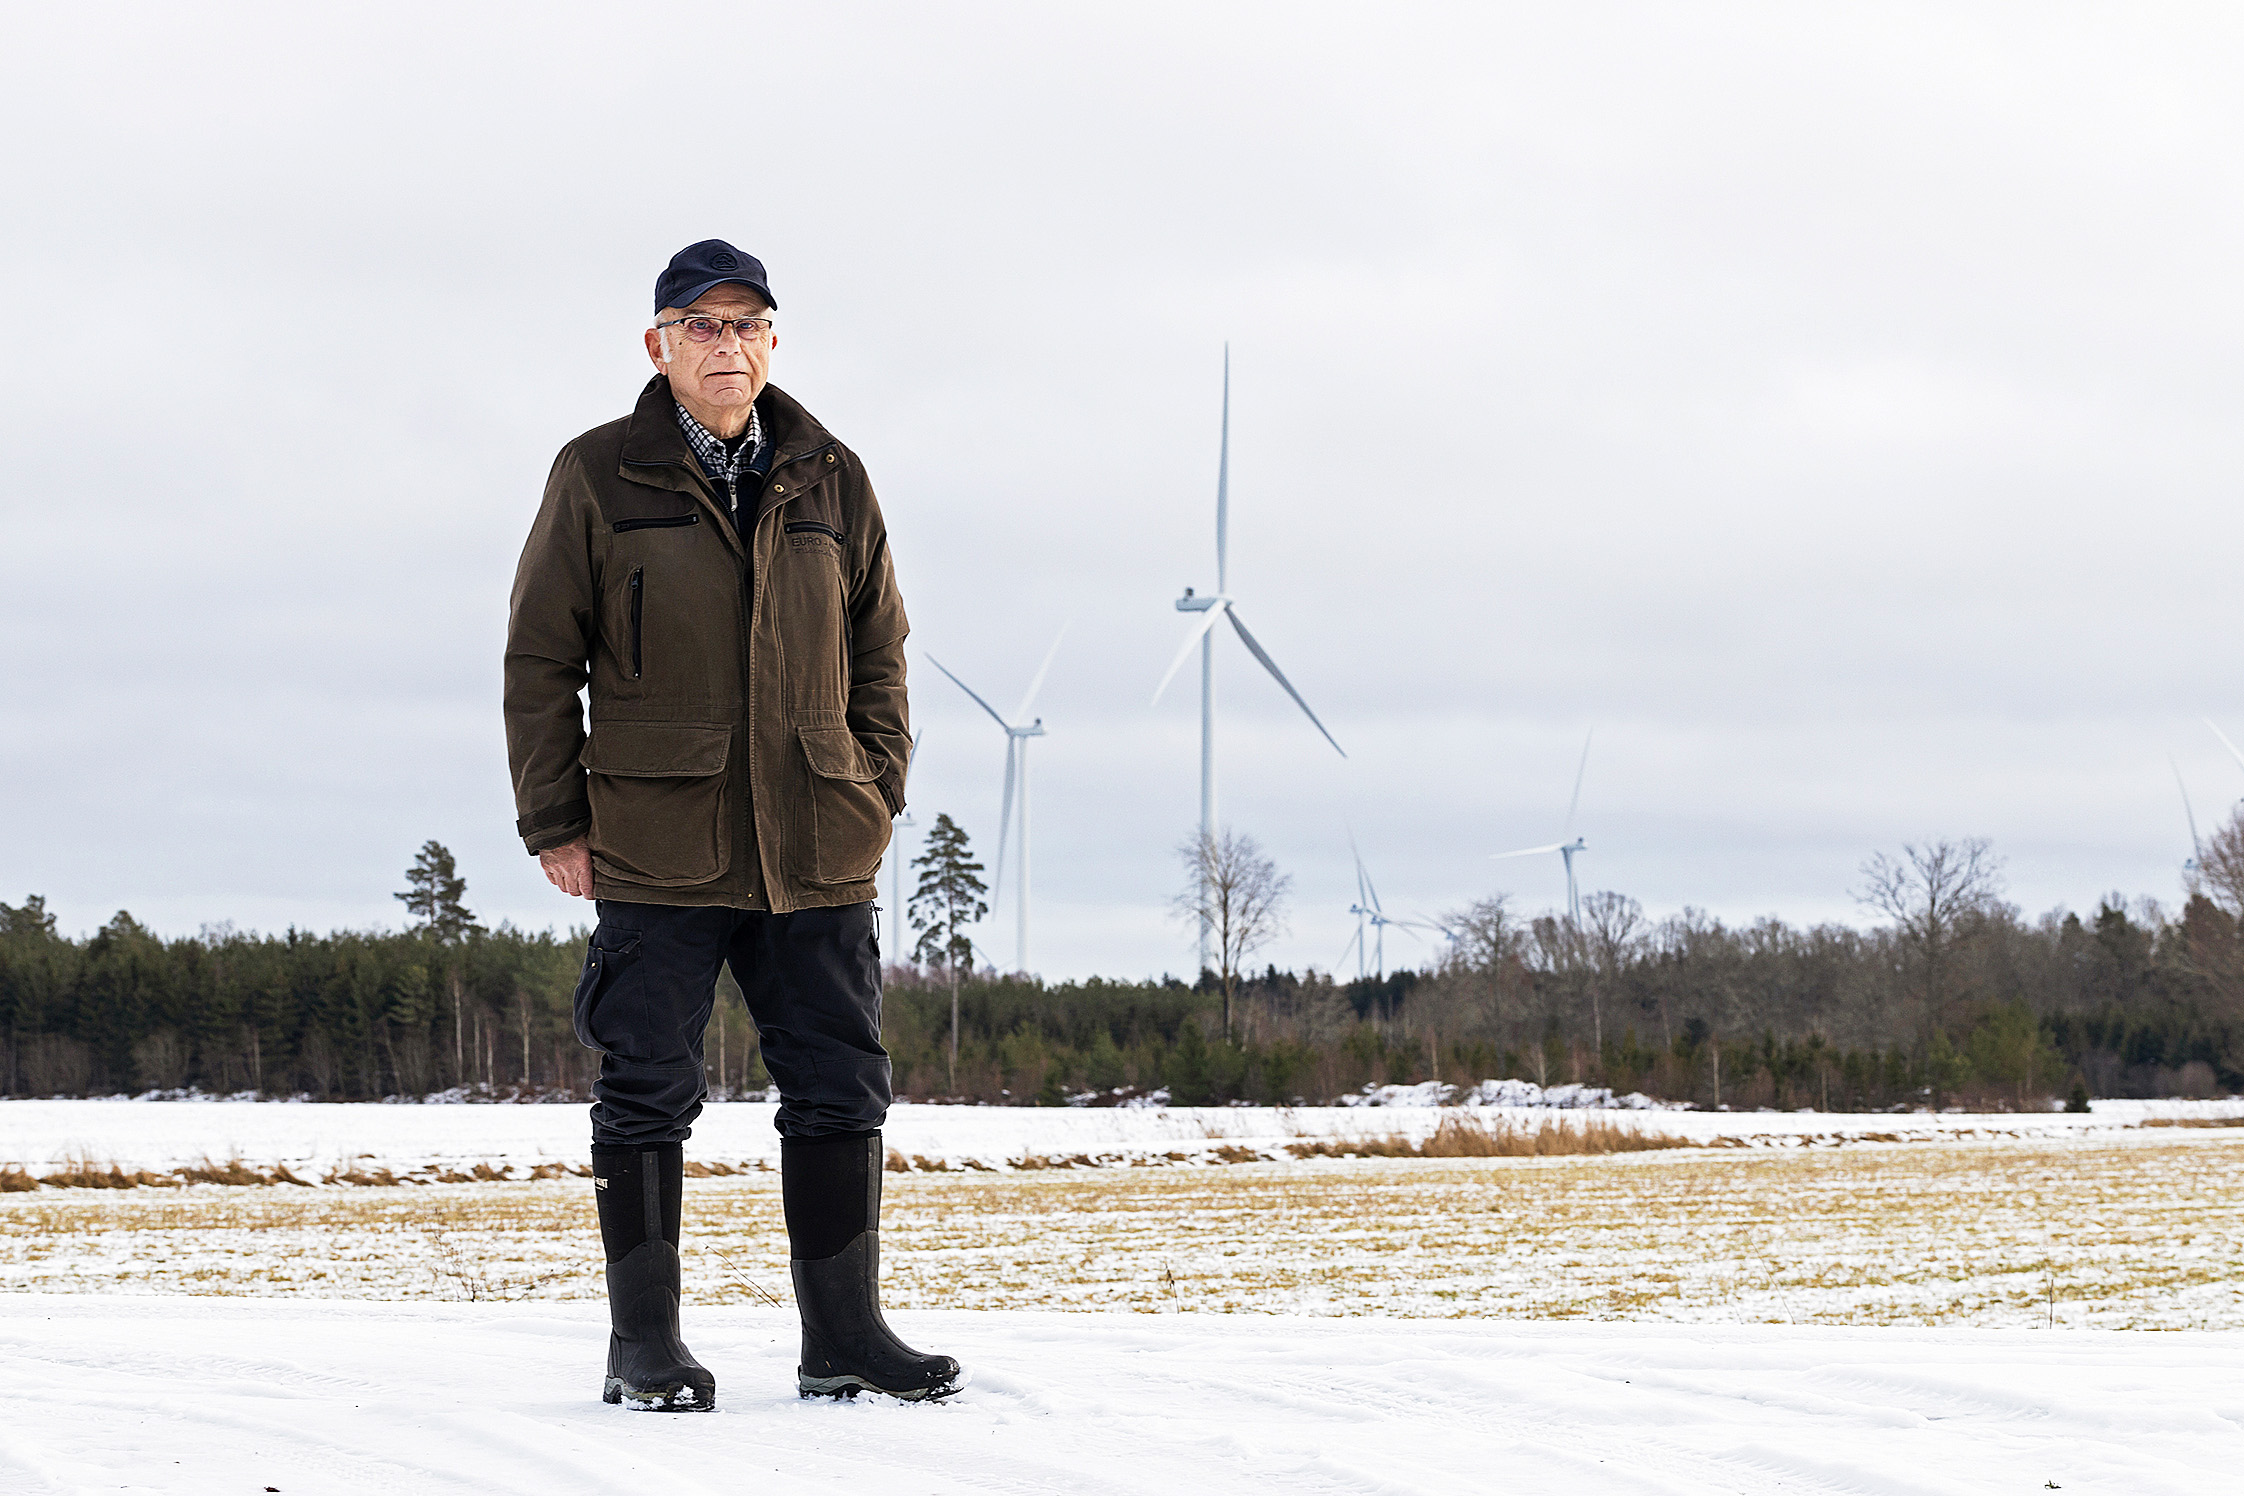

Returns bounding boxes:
[655,315,774,345]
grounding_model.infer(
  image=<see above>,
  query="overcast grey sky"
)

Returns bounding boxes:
[4,3,2241,979]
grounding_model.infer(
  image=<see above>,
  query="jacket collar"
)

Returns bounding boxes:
[617,376,840,540]
[618,374,704,487]
[620,377,833,479]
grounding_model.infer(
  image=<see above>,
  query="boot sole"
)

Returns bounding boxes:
[604,1376,715,1411]
[797,1371,964,1403]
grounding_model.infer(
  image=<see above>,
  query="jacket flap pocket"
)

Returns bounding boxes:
[582,722,731,778]
[797,725,885,782]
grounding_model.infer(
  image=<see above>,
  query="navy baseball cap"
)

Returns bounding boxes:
[655,239,777,314]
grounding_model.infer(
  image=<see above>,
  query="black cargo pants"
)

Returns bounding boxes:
[572,899,890,1148]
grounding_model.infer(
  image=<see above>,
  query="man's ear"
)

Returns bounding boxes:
[644,326,669,368]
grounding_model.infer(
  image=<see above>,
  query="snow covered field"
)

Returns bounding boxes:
[7,1134,2240,1328]
[6,1104,2241,1492]
[3,1096,2238,1178]
[2,1295,2237,1495]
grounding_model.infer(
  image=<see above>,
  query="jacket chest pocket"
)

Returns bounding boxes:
[785,519,845,548]
[608,536,745,704]
[580,722,733,886]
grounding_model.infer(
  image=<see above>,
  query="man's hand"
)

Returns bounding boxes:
[539,838,595,899]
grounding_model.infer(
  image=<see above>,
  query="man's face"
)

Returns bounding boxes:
[643,286,776,420]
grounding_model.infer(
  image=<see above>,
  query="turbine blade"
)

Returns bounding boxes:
[2173,755,2202,853]
[1563,729,1594,835]
[1339,925,1363,971]
[1150,602,1229,705]
[1491,843,1566,859]
[1013,620,1071,722]
[1217,344,1231,595]
[2207,718,2244,775]
[992,737,1017,909]
[927,654,1011,730]
[1225,608,1345,757]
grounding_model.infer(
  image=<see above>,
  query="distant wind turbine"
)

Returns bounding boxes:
[1493,730,1595,924]
[1342,836,1421,981]
[928,627,1067,974]
[1153,346,1346,968]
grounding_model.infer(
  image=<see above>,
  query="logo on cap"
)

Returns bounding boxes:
[711,251,739,271]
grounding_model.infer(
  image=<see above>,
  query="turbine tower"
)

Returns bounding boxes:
[1153,346,1346,968]
[889,728,922,920]
[2172,754,2202,879]
[1493,730,1595,925]
[928,627,1066,974]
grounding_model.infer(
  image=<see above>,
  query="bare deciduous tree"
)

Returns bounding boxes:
[1175,830,1291,1043]
[1444,895,1524,974]
[1855,838,2006,1025]
[2190,806,2244,921]
[1579,890,1645,1051]
[1426,894,1534,1054]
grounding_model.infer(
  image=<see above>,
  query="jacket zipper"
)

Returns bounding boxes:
[628,567,644,680]
[742,501,758,904]
[745,442,830,910]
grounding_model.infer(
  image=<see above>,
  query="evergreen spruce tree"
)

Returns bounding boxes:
[907,813,987,1088]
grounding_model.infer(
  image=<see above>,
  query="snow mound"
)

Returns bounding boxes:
[1341,1077,1681,1109]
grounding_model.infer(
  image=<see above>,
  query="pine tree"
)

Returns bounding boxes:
[397,840,482,1087]
[907,813,987,1087]
[396,841,480,944]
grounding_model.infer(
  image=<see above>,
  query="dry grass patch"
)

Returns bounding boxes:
[6,1134,2240,1330]
[1287,1113,1687,1159]
[0,1156,602,1190]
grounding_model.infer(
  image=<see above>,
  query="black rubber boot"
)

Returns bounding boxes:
[784,1132,962,1401]
[593,1144,715,1411]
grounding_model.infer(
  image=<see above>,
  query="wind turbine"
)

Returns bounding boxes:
[1342,836,1418,981]
[928,627,1067,974]
[1493,730,1594,924]
[1152,346,1346,968]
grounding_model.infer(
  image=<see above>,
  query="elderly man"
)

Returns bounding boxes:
[505,240,958,1410]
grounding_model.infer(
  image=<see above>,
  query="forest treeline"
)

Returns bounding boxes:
[2,838,2239,1108]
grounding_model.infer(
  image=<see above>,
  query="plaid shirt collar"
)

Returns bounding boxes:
[674,400,766,489]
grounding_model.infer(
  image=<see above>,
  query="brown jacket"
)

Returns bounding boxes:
[504,377,908,911]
